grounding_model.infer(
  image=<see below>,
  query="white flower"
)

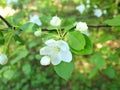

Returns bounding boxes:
[50,16,61,26]
[7,0,18,6]
[0,54,8,65]
[40,39,72,65]
[30,15,42,26]
[34,29,42,37]
[75,22,89,36]
[40,56,50,66]
[76,3,85,14]
[94,9,102,17]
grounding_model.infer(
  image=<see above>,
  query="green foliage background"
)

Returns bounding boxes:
[0,0,120,90]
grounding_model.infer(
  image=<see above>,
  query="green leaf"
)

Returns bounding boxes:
[70,34,93,55]
[0,31,5,45]
[22,63,31,75]
[19,22,39,32]
[64,24,74,32]
[104,16,120,26]
[102,67,116,79]
[54,61,74,80]
[67,31,86,51]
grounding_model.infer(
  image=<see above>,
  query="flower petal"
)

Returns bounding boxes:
[45,39,56,46]
[59,50,72,62]
[50,54,61,65]
[56,40,69,51]
[40,46,53,55]
[40,56,50,66]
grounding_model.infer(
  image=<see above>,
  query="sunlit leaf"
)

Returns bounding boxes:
[54,61,74,80]
[67,31,86,51]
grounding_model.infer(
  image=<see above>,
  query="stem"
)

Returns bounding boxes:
[4,31,14,53]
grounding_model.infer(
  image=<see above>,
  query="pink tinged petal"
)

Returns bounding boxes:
[50,54,62,65]
[45,39,56,46]
[56,40,69,51]
[40,56,50,66]
[59,50,72,63]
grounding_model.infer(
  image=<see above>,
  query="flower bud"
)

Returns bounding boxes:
[76,22,89,36]
[0,54,8,65]
[50,16,61,26]
[76,22,88,31]
[34,30,42,37]
[40,56,50,66]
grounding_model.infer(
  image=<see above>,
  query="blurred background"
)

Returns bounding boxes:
[0,0,120,90]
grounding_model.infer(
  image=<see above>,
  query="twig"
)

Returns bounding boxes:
[88,24,111,27]
[0,15,12,28]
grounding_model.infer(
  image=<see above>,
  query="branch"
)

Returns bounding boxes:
[0,15,113,32]
[0,15,13,28]
[87,24,111,27]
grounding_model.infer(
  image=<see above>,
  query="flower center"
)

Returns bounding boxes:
[53,46,60,53]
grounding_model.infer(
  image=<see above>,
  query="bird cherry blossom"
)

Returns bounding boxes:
[40,39,72,65]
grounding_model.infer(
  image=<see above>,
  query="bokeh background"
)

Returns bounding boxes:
[0,0,120,90]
